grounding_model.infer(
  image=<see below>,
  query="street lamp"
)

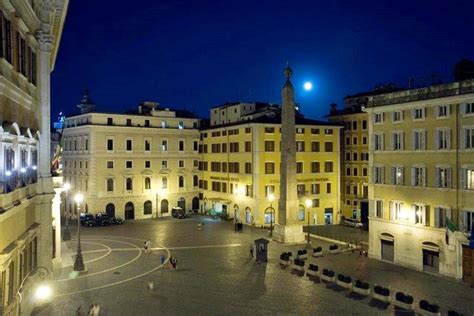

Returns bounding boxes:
[73,193,86,272]
[268,193,275,237]
[17,266,51,315]
[305,199,312,248]
[155,189,160,220]
[62,182,71,240]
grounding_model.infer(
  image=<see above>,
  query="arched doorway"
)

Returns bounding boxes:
[245,207,252,224]
[178,197,186,211]
[105,203,115,217]
[192,197,199,211]
[125,202,135,219]
[234,204,240,221]
[161,199,169,214]
[143,200,152,215]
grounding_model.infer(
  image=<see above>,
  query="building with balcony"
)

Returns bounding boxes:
[0,1,68,314]
[365,79,474,279]
[200,105,342,227]
[62,98,201,220]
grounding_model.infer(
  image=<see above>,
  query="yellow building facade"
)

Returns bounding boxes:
[200,115,342,227]
[0,1,68,314]
[366,79,474,279]
[62,102,201,220]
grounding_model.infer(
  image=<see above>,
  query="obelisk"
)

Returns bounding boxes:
[273,65,305,243]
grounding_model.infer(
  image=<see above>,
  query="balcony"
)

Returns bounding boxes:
[0,168,38,195]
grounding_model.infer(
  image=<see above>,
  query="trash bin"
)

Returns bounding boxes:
[254,238,269,262]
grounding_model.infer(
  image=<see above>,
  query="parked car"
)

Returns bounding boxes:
[95,213,112,226]
[171,207,185,218]
[344,217,363,228]
[111,217,124,225]
[80,213,95,227]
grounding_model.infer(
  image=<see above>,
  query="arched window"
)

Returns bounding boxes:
[193,175,199,187]
[144,177,151,190]
[126,178,133,191]
[143,200,152,215]
[179,176,184,188]
[107,178,114,192]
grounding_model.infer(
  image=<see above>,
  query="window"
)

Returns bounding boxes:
[363,168,368,177]
[106,179,114,192]
[107,139,114,151]
[245,141,251,152]
[179,176,184,188]
[296,162,303,174]
[145,161,151,168]
[464,103,474,115]
[311,162,320,173]
[391,166,404,185]
[324,129,333,135]
[326,183,332,194]
[353,137,358,145]
[436,167,451,188]
[346,184,351,195]
[264,141,275,152]
[179,140,185,151]
[352,121,357,130]
[375,200,383,218]
[245,127,251,133]
[162,140,168,151]
[413,130,426,150]
[436,129,451,149]
[194,160,199,167]
[392,111,403,122]
[374,113,384,124]
[230,142,239,152]
[374,133,384,151]
[162,177,168,189]
[413,108,425,120]
[311,183,320,194]
[391,201,404,221]
[392,132,403,150]
[126,161,132,168]
[297,184,305,196]
[265,127,275,133]
[245,184,252,197]
[298,208,305,220]
[362,136,367,145]
[193,141,198,151]
[296,128,305,134]
[324,142,333,152]
[311,141,320,152]
[464,127,474,149]
[353,185,358,195]
[107,118,113,125]
[161,121,167,128]
[126,139,132,151]
[353,168,358,176]
[461,211,474,233]
[353,152,358,161]
[362,120,367,129]
[178,121,184,129]
[144,119,150,127]
[179,160,184,168]
[85,139,88,150]
[374,166,384,184]
[145,139,151,151]
[437,105,449,117]
[311,128,320,134]
[265,185,275,197]
[412,167,426,187]
[435,207,450,228]
[162,160,168,168]
[144,177,151,190]
[414,204,426,225]
[464,168,474,190]
[245,162,252,174]
[345,137,350,146]
[126,119,132,126]
[107,161,114,169]
[144,201,152,215]
[324,161,333,172]
[193,175,199,187]
[296,141,305,152]
[126,178,133,191]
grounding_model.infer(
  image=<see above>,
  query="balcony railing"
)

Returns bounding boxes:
[0,168,38,194]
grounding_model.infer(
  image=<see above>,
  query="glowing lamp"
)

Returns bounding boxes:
[20,168,26,173]
[34,285,52,301]
[305,199,312,208]
[268,193,275,202]
[74,193,84,204]
[5,170,12,176]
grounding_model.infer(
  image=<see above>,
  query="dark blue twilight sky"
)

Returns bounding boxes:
[51,0,474,120]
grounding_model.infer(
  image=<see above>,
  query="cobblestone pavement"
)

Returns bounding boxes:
[305,224,368,246]
[35,216,472,315]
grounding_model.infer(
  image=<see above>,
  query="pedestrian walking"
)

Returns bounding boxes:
[147,279,154,291]
[174,257,178,270]
[169,256,174,270]
[160,254,165,265]
[249,243,254,259]
[144,240,151,254]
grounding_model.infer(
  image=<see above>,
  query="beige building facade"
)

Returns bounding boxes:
[62,102,201,220]
[365,79,474,279]
[0,1,68,315]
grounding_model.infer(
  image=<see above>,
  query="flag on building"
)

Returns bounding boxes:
[446,218,458,245]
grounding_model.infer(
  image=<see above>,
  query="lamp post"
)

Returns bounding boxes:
[155,190,159,220]
[17,266,51,316]
[305,199,312,248]
[268,193,275,237]
[73,193,86,272]
[62,183,71,240]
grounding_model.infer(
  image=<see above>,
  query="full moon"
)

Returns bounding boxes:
[304,81,313,91]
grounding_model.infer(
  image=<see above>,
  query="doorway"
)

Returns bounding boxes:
[324,208,333,224]
[124,202,135,220]
[192,197,199,211]
[381,239,394,262]
[106,203,115,218]
[422,243,439,273]
[177,198,186,211]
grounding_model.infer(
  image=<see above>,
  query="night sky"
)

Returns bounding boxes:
[52,0,474,120]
